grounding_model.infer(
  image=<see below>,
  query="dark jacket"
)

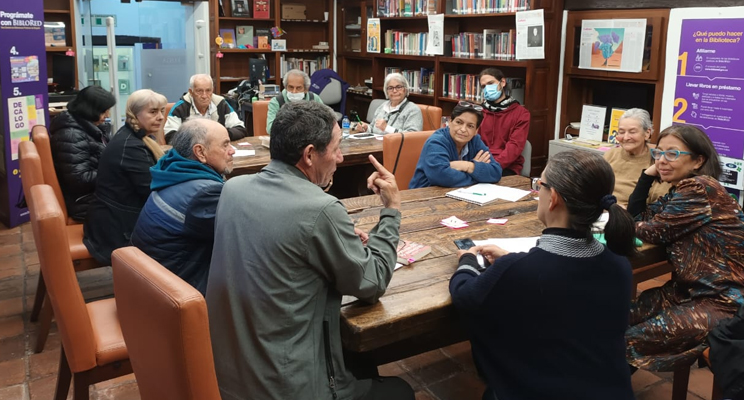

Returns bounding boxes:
[164,93,247,143]
[48,111,110,221]
[83,123,157,265]
[709,304,744,399]
[131,149,224,295]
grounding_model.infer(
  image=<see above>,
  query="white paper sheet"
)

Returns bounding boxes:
[516,9,545,60]
[579,104,607,142]
[579,18,646,73]
[426,14,444,55]
[233,149,256,157]
[473,237,540,254]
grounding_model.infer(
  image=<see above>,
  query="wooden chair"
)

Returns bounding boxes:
[252,100,270,136]
[30,125,73,225]
[19,140,100,353]
[672,348,722,400]
[27,184,131,400]
[382,130,435,190]
[112,247,221,400]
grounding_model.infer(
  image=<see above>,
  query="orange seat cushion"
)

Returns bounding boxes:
[87,298,128,366]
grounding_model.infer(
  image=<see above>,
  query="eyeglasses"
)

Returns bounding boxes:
[531,178,551,191]
[193,88,212,96]
[387,85,405,92]
[650,148,693,161]
[457,101,483,112]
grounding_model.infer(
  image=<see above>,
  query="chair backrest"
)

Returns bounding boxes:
[253,100,270,137]
[417,104,442,131]
[19,141,44,204]
[318,78,343,106]
[31,125,70,223]
[27,184,97,372]
[382,130,435,190]
[520,140,532,177]
[366,99,386,123]
[112,247,221,400]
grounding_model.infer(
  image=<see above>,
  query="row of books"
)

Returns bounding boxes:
[443,73,525,103]
[384,67,435,95]
[220,0,270,18]
[377,0,439,17]
[220,27,272,49]
[450,0,531,14]
[449,29,515,60]
[280,55,330,78]
[384,30,429,56]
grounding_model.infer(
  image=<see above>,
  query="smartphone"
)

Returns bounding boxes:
[453,238,476,250]
[351,133,375,139]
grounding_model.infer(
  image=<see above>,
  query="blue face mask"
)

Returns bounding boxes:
[483,84,502,101]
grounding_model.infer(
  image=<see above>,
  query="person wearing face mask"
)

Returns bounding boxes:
[165,74,247,143]
[602,108,670,208]
[626,124,744,373]
[266,69,324,134]
[478,68,531,176]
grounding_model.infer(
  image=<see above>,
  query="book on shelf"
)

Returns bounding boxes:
[450,0,531,14]
[397,240,431,265]
[231,0,250,17]
[384,30,429,56]
[442,74,524,103]
[280,55,330,77]
[446,183,531,206]
[254,28,271,49]
[377,0,438,17]
[44,22,66,47]
[254,0,270,19]
[385,67,435,95]
[219,29,236,48]
[236,25,254,47]
[450,29,514,60]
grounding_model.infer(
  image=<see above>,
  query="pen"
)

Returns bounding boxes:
[467,192,487,196]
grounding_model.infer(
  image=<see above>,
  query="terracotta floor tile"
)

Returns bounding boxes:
[0,267,22,281]
[21,231,33,244]
[0,234,20,247]
[635,381,704,400]
[90,380,141,400]
[631,368,663,392]
[23,252,38,267]
[0,276,23,301]
[0,255,22,272]
[0,316,24,340]
[0,298,23,319]
[400,349,462,387]
[687,367,715,400]
[426,371,486,400]
[414,389,439,400]
[28,349,60,380]
[21,242,36,254]
[0,335,25,363]
[27,329,60,354]
[25,263,39,276]
[0,226,21,236]
[91,374,136,391]
[0,245,21,259]
[0,359,26,388]
[28,374,71,400]
[0,384,27,400]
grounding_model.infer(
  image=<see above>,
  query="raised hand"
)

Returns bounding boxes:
[366,155,401,209]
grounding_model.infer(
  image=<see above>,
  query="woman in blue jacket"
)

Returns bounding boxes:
[409,102,502,189]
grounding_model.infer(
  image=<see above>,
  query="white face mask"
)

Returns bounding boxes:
[287,91,305,102]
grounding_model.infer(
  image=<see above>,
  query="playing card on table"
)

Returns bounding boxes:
[440,216,469,229]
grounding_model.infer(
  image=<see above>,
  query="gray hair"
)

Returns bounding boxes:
[189,74,214,90]
[270,101,336,165]
[282,69,310,90]
[125,89,167,131]
[383,72,410,99]
[619,108,653,135]
[171,120,209,160]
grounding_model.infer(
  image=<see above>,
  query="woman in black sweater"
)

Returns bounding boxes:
[450,151,637,400]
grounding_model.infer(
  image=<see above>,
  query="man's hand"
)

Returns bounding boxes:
[473,150,491,164]
[374,119,388,132]
[473,245,509,265]
[354,227,369,245]
[366,155,401,210]
[450,161,475,173]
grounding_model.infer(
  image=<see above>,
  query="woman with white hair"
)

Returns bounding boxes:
[355,72,423,134]
[83,89,167,265]
[603,108,670,208]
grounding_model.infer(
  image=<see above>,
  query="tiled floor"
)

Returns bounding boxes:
[0,222,717,400]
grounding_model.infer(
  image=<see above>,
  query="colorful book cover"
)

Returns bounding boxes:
[231,0,250,17]
[236,25,254,47]
[254,0,270,19]
[607,108,626,144]
[254,28,271,49]
[220,28,236,48]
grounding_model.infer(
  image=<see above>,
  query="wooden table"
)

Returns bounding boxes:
[228,136,383,178]
[339,176,667,364]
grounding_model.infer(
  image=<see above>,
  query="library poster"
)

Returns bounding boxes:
[367,18,380,53]
[579,19,646,73]
[0,0,49,227]
[671,17,744,167]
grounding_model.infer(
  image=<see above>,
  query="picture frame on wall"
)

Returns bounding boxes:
[231,0,250,17]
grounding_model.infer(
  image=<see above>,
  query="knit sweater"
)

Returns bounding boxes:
[450,228,634,400]
[478,98,530,175]
[603,146,671,207]
[365,99,423,134]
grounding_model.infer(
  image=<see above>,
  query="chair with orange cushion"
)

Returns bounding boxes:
[416,104,443,131]
[27,184,131,400]
[382,130,435,190]
[31,125,73,225]
[20,134,100,354]
[252,100,271,137]
[112,247,221,400]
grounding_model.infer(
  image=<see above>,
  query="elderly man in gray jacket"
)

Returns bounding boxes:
[206,101,414,400]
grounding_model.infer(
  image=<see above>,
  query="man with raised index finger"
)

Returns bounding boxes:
[206,100,414,400]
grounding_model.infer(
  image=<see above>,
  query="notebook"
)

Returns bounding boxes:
[397,240,431,265]
[446,183,531,206]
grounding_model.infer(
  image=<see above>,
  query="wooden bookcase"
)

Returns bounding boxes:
[559,9,670,142]
[337,0,564,174]
[210,0,334,95]
[43,0,78,91]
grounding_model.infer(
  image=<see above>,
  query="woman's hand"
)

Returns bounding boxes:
[474,245,509,265]
[473,150,491,164]
[374,119,388,131]
[450,161,475,173]
[644,164,659,177]
[355,122,367,133]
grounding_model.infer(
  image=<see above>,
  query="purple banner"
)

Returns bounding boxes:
[672,18,744,160]
[0,0,49,227]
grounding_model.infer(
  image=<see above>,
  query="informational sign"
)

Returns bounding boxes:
[579,104,607,142]
[367,18,380,53]
[0,0,49,227]
[579,19,646,73]
[516,9,545,60]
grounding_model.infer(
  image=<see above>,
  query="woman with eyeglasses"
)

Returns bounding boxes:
[354,72,423,134]
[408,102,502,189]
[477,68,531,176]
[452,151,636,399]
[626,124,744,373]
[602,108,671,208]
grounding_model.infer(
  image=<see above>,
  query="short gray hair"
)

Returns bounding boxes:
[282,69,310,90]
[189,74,214,90]
[171,120,209,160]
[619,108,653,135]
[383,72,410,99]
[270,101,336,165]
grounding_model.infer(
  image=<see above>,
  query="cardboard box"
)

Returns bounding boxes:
[282,3,306,19]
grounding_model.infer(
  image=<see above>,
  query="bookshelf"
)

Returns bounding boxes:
[337,0,564,174]
[210,0,334,95]
[43,0,78,91]
[559,9,669,142]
